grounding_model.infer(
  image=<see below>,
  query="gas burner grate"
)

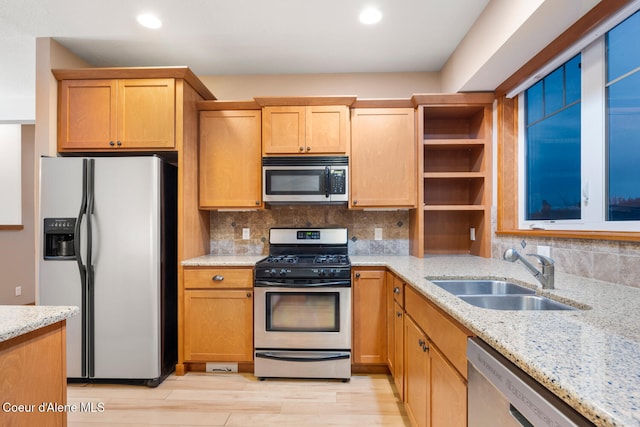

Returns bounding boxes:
[313,255,349,265]
[265,255,299,264]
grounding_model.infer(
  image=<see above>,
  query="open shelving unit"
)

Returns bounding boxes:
[410,93,493,257]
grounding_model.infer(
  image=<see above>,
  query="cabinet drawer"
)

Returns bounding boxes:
[184,268,253,289]
[405,286,472,379]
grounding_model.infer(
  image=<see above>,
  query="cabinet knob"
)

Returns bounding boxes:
[212,275,224,281]
[423,343,429,352]
[255,200,260,206]
[396,311,402,318]
[306,146,311,151]
[109,141,115,146]
[353,200,358,205]
[116,140,122,146]
[355,272,361,279]
[299,146,304,152]
[418,339,424,347]
[246,292,252,298]
[393,287,400,294]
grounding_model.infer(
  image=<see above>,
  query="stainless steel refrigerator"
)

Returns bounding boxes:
[38,156,177,387]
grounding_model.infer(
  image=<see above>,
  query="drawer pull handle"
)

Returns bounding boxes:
[212,275,224,281]
[246,292,252,298]
[355,272,361,279]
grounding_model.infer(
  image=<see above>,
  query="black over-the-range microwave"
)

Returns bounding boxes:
[262,156,348,204]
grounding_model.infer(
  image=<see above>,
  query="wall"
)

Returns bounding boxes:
[0,125,35,304]
[199,72,440,100]
[209,206,410,256]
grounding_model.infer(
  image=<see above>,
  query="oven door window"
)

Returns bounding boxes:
[265,170,326,195]
[266,292,339,332]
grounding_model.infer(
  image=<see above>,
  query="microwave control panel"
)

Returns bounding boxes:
[330,170,346,194]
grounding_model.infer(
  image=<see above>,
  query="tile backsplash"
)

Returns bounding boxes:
[490,208,640,289]
[209,206,410,256]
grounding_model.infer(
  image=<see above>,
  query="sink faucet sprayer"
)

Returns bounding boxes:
[503,248,555,290]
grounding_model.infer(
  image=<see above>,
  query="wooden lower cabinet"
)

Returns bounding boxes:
[0,322,67,427]
[392,299,405,399]
[352,269,387,365]
[404,315,430,427]
[398,282,473,427]
[182,267,254,364]
[386,272,405,398]
[430,345,467,427]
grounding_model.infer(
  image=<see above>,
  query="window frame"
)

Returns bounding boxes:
[494,0,640,242]
[506,4,640,236]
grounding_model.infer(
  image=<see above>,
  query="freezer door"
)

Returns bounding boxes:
[91,157,162,379]
[38,157,87,378]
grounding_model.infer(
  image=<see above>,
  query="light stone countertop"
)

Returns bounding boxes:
[182,254,640,427]
[0,305,79,343]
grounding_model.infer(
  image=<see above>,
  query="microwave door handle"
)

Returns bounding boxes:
[325,166,331,198]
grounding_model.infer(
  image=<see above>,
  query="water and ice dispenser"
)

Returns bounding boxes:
[43,218,76,260]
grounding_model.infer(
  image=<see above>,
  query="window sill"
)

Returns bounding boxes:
[496,228,640,242]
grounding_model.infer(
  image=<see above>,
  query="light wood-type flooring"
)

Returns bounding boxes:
[67,372,410,426]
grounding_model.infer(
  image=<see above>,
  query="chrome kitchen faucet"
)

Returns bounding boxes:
[503,248,555,290]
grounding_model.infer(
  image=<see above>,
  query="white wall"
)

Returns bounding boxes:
[0,124,21,225]
[0,125,35,304]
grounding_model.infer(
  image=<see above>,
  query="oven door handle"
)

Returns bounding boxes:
[255,351,350,362]
[254,280,351,288]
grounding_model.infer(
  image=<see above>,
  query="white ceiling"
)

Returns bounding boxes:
[0,0,490,120]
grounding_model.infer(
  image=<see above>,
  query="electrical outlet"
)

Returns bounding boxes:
[537,245,551,257]
[15,286,21,297]
[242,228,250,240]
[374,228,383,241]
[469,227,476,241]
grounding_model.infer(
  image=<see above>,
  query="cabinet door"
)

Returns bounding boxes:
[350,108,416,208]
[58,79,118,150]
[183,290,253,362]
[306,105,349,154]
[199,110,262,208]
[352,269,387,364]
[430,345,467,427]
[393,300,405,400]
[262,106,305,154]
[117,79,175,149]
[386,272,396,373]
[404,315,429,427]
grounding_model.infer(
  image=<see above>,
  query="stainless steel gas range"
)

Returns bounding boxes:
[254,228,351,380]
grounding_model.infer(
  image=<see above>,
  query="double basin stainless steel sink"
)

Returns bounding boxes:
[429,279,576,311]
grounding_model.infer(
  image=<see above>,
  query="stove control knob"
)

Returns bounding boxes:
[269,269,277,277]
[279,269,287,276]
[329,269,337,277]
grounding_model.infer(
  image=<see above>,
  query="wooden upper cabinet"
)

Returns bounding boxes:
[58,78,175,151]
[199,110,262,209]
[350,108,416,208]
[262,105,349,155]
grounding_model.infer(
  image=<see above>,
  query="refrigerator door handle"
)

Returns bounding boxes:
[86,159,96,378]
[74,159,89,378]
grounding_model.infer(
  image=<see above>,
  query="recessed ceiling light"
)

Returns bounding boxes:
[137,13,162,29]
[359,7,382,25]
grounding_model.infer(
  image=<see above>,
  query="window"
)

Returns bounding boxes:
[525,56,581,221]
[519,9,640,231]
[606,10,640,221]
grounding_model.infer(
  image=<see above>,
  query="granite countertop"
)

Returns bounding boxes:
[182,254,640,427]
[0,305,79,343]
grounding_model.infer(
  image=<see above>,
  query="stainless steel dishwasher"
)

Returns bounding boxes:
[467,338,594,427]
